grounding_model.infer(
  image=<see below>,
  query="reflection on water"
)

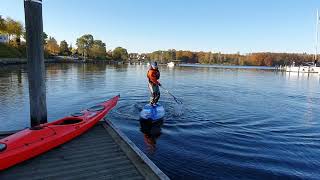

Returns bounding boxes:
[0,64,320,179]
[140,119,163,153]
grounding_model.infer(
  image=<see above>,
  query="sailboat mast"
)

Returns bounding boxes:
[316,9,319,61]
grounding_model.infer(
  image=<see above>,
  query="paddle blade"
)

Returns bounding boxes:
[173,103,184,116]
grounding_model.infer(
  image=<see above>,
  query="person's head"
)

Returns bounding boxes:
[151,62,158,69]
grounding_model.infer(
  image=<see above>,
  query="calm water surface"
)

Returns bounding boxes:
[0,63,320,179]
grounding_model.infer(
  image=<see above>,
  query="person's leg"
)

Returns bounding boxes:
[153,85,160,104]
[154,92,160,104]
[148,83,156,104]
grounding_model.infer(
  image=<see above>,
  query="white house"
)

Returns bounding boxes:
[0,34,9,43]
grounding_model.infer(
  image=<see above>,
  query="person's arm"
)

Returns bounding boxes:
[157,72,161,86]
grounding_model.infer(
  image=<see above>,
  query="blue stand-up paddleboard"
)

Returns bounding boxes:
[140,104,165,121]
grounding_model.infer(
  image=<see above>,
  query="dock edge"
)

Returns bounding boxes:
[102,119,170,180]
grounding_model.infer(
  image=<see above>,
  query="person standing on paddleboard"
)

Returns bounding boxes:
[147,62,161,106]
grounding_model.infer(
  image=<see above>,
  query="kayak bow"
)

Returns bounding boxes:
[0,95,119,170]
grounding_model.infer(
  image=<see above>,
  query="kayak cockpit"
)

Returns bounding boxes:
[49,118,83,125]
[0,143,6,152]
[71,112,85,117]
[88,105,105,112]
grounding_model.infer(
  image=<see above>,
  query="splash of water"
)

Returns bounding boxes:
[173,103,184,116]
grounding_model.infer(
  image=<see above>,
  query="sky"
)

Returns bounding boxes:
[1,0,320,54]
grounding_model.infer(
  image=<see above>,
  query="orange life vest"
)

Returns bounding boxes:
[147,69,160,85]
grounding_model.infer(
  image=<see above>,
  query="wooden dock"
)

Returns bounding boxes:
[0,120,169,180]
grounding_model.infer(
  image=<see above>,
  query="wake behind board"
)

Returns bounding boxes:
[140,104,165,121]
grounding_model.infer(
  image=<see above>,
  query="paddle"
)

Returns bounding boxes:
[160,85,183,104]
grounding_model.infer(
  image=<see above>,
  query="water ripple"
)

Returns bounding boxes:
[1,64,320,179]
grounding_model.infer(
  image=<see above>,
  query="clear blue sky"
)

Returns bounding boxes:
[1,0,320,54]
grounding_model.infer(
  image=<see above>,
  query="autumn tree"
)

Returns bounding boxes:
[176,50,194,62]
[45,37,59,55]
[197,51,208,64]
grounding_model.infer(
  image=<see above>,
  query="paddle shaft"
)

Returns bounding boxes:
[160,86,182,104]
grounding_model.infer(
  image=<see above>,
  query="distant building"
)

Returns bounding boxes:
[140,54,147,60]
[128,53,148,61]
[0,34,9,43]
[129,53,139,59]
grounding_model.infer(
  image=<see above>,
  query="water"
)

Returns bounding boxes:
[1,63,320,179]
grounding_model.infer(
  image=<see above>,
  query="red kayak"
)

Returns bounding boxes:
[0,95,119,170]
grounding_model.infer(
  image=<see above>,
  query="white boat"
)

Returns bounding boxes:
[304,62,320,73]
[167,62,175,67]
[284,62,320,73]
[311,66,320,73]
[285,64,300,72]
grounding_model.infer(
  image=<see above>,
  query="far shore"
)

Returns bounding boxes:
[0,57,126,66]
[0,57,284,68]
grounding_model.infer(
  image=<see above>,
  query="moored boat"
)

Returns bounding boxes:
[167,62,175,67]
[284,62,320,73]
[0,95,119,170]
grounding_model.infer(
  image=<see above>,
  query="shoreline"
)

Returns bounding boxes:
[0,58,58,65]
[0,57,124,66]
[179,63,277,70]
[0,58,287,69]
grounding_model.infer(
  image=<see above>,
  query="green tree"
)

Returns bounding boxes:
[5,18,23,43]
[90,40,106,59]
[69,44,73,53]
[106,50,113,60]
[0,15,6,34]
[76,34,94,59]
[112,47,128,61]
[43,32,48,45]
[168,49,176,60]
[71,47,78,56]
[59,40,70,55]
[22,31,47,45]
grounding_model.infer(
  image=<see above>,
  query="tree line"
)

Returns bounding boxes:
[40,33,129,61]
[144,50,316,66]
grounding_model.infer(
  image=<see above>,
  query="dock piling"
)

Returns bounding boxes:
[24,0,48,126]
